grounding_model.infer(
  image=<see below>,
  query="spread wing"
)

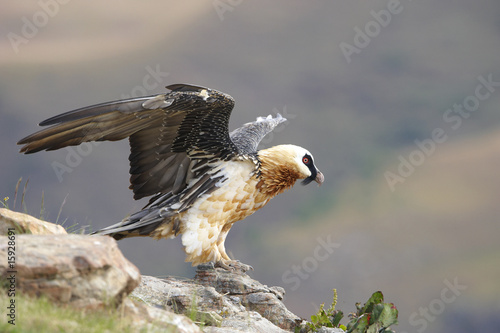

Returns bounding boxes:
[230,113,287,155]
[18,84,239,200]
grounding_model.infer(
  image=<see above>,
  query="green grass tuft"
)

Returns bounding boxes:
[0,291,139,333]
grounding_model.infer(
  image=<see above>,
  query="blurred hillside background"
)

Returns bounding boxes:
[2,1,500,332]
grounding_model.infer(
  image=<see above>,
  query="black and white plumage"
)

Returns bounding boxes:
[18,84,324,271]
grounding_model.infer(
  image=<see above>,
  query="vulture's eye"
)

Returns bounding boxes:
[302,156,310,164]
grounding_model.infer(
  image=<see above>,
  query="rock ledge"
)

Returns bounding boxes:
[132,265,303,332]
[0,209,311,332]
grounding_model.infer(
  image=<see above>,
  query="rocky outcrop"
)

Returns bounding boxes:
[0,208,67,235]
[0,234,140,309]
[0,209,314,332]
[131,265,303,332]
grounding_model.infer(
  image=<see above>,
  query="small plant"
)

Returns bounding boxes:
[303,290,398,333]
[2,177,30,214]
[185,291,222,328]
[20,177,29,214]
[1,196,9,208]
[345,291,398,333]
[306,289,346,331]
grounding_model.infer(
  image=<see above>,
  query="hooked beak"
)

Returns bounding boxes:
[315,170,324,186]
[301,169,325,186]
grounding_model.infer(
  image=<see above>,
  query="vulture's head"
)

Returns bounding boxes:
[258,144,324,191]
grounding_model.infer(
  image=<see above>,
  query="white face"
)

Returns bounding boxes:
[282,144,315,178]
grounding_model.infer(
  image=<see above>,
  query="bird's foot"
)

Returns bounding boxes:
[215,259,253,273]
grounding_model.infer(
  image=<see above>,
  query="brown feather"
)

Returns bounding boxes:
[257,146,303,198]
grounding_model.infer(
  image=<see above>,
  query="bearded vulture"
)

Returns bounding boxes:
[18,84,324,271]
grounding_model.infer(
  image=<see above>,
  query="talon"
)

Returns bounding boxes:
[214,259,233,271]
[235,260,253,272]
[215,259,253,273]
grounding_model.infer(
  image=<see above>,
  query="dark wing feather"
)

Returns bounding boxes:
[17,97,163,154]
[18,84,239,200]
[38,96,157,126]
